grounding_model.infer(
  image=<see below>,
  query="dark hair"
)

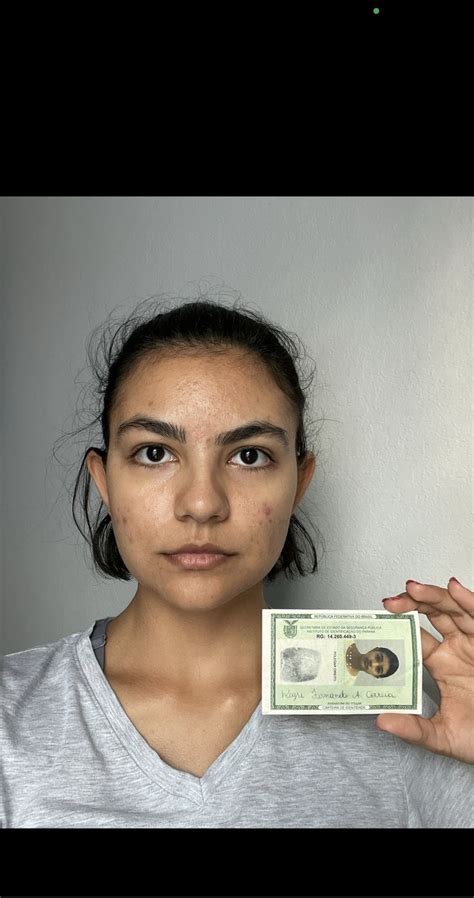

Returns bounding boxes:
[53,286,326,585]
[373,647,400,677]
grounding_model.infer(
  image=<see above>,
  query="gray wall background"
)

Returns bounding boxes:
[1,197,472,708]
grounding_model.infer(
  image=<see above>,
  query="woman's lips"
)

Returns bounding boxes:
[164,552,232,570]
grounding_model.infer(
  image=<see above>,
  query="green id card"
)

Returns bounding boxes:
[262,609,423,714]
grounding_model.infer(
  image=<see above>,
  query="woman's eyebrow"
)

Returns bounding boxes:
[115,416,290,448]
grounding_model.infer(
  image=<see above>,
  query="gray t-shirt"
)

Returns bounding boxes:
[1,618,473,828]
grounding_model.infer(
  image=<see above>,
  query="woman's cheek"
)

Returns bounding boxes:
[259,502,290,548]
[110,506,136,546]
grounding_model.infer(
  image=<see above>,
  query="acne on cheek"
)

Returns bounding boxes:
[261,502,274,523]
[114,510,134,545]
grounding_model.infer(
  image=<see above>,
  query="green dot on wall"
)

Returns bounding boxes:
[373,7,380,12]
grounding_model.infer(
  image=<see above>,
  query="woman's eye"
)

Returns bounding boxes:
[231,447,273,470]
[132,445,272,471]
[133,445,172,467]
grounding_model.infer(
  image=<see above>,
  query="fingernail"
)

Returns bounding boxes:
[449,577,461,586]
[406,580,421,586]
[382,596,403,602]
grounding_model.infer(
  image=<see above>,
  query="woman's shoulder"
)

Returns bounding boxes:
[1,624,93,702]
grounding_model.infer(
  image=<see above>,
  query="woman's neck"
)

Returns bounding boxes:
[104,587,266,698]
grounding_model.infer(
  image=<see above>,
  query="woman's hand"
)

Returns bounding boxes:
[377,577,474,764]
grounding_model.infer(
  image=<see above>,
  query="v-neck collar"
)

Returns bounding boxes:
[74,621,269,806]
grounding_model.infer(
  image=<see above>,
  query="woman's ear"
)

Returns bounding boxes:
[86,448,110,511]
[293,451,316,510]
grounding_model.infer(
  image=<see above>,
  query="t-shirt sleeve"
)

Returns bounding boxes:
[395,691,474,827]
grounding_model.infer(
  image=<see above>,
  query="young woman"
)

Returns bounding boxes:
[1,296,473,827]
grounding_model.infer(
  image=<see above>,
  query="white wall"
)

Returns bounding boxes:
[1,197,471,707]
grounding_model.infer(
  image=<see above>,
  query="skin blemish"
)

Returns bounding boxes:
[116,510,134,543]
[262,502,273,521]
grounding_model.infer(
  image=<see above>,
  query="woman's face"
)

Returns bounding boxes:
[363,649,392,677]
[87,350,316,614]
